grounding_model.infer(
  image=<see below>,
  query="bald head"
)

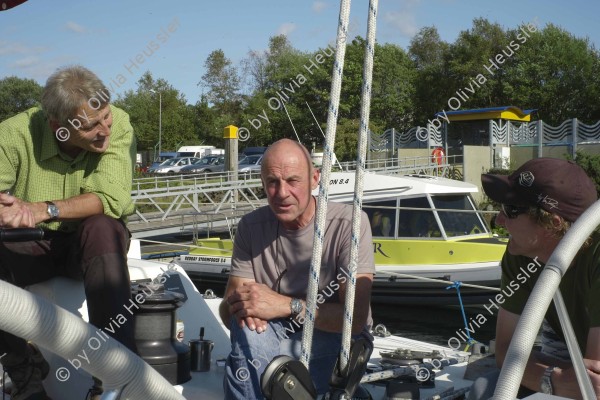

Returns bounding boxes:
[260,139,320,229]
[261,139,313,177]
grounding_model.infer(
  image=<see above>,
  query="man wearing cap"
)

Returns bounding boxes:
[469,157,600,399]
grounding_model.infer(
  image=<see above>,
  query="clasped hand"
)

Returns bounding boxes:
[226,282,290,334]
[0,193,35,228]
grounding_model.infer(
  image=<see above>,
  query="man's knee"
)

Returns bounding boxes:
[78,215,129,254]
[467,369,500,400]
[229,319,287,361]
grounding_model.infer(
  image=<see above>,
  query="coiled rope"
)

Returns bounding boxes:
[300,0,352,368]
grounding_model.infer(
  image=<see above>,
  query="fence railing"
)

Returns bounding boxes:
[370,117,600,159]
[129,155,464,237]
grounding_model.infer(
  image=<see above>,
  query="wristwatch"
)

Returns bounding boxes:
[290,298,304,318]
[540,366,555,395]
[45,201,60,221]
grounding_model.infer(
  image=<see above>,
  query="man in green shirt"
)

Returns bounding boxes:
[469,158,600,399]
[0,66,136,400]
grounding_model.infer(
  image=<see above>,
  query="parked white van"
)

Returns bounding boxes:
[177,146,214,158]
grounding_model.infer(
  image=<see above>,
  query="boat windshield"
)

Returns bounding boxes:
[431,195,487,237]
[364,197,442,239]
[363,194,487,239]
[398,197,441,238]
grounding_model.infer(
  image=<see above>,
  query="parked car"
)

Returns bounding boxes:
[241,146,267,157]
[180,155,226,174]
[147,157,200,174]
[238,154,263,173]
[148,152,178,170]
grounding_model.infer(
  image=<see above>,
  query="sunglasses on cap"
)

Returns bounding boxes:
[501,204,531,219]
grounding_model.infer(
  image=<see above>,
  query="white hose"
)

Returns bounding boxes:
[492,199,600,400]
[0,280,185,400]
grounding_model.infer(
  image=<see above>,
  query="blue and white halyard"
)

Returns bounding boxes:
[341,0,378,373]
[300,0,352,370]
[300,0,379,379]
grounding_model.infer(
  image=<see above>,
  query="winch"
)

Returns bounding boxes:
[131,282,191,384]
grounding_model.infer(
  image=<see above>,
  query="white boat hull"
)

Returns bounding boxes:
[177,257,500,306]
[2,258,478,399]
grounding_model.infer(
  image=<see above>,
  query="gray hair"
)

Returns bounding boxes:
[41,65,110,126]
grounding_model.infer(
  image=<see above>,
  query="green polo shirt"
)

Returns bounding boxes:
[0,105,136,232]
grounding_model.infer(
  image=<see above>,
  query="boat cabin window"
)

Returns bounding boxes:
[398,197,441,238]
[364,200,396,238]
[431,195,487,237]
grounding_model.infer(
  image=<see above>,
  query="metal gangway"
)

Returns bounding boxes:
[128,155,461,238]
[128,172,264,238]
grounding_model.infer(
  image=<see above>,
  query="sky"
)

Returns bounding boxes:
[1,0,599,105]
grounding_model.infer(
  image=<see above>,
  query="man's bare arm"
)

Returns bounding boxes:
[219,275,269,332]
[496,308,600,398]
[226,273,373,335]
[0,192,103,227]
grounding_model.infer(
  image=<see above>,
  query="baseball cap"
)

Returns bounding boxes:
[481,158,598,222]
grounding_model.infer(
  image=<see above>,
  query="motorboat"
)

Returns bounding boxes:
[177,171,507,306]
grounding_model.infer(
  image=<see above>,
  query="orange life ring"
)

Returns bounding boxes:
[431,147,445,165]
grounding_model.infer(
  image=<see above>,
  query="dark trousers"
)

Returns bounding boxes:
[0,215,137,360]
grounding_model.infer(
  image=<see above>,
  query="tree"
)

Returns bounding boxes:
[371,42,416,131]
[570,151,600,196]
[114,72,197,153]
[263,35,307,93]
[0,76,43,121]
[241,49,269,94]
[192,95,223,144]
[239,35,317,146]
[503,24,600,124]
[332,118,383,162]
[410,27,447,70]
[407,19,600,126]
[200,49,241,117]
[447,18,509,108]
[408,26,451,122]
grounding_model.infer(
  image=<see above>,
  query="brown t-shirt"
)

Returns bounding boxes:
[231,201,376,325]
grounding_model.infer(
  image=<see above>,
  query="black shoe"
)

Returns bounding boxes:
[85,377,103,400]
[2,344,50,400]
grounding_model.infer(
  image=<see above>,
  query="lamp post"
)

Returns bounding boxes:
[149,89,162,158]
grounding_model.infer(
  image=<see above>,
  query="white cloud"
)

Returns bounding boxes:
[0,40,40,55]
[382,0,422,39]
[65,21,86,34]
[10,56,40,68]
[277,22,297,36]
[312,1,327,13]
[10,55,75,81]
[384,11,418,38]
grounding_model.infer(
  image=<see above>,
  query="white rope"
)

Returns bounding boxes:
[339,0,379,372]
[300,0,352,369]
[383,271,501,291]
[281,101,302,143]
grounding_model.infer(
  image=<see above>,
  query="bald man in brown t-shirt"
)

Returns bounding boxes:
[220,139,375,399]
